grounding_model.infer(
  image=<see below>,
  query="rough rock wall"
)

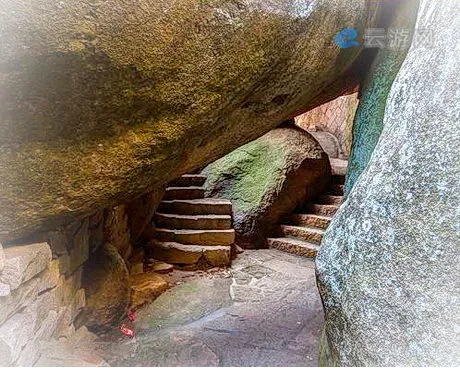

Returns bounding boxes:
[344,0,419,195]
[0,185,161,364]
[0,218,91,366]
[316,0,460,365]
[0,0,381,242]
[295,93,358,158]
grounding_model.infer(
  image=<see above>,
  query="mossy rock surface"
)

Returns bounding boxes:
[203,126,330,248]
[0,0,381,241]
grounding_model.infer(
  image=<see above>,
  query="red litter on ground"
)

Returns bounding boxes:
[120,323,135,338]
[128,311,137,322]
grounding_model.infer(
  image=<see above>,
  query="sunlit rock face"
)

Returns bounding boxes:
[316,0,460,365]
[0,0,380,242]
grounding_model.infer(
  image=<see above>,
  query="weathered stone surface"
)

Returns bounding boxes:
[136,277,233,330]
[204,127,330,248]
[295,93,359,158]
[103,205,131,261]
[0,243,4,273]
[131,272,169,310]
[0,242,51,291]
[344,0,419,195]
[127,186,166,243]
[56,267,83,307]
[0,278,39,325]
[148,241,231,267]
[88,211,104,254]
[316,1,460,365]
[0,0,382,242]
[16,340,41,367]
[307,131,340,158]
[0,309,36,366]
[79,243,130,330]
[37,260,61,293]
[38,327,108,367]
[103,250,323,367]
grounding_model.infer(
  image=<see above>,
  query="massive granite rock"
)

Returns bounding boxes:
[203,126,330,248]
[0,0,381,242]
[316,0,460,365]
[344,0,419,195]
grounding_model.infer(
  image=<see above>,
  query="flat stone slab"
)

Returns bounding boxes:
[98,249,324,367]
[135,277,233,330]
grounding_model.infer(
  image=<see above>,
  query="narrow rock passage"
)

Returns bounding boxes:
[97,249,323,366]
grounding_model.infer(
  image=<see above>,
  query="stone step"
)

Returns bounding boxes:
[267,237,320,258]
[155,228,235,246]
[308,204,339,217]
[332,174,346,185]
[279,225,324,244]
[328,184,344,196]
[157,199,232,215]
[169,174,207,187]
[147,241,231,267]
[163,186,205,200]
[290,214,332,230]
[154,213,232,230]
[317,195,343,206]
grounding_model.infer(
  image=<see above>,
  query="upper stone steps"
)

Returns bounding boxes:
[267,237,320,258]
[279,224,324,244]
[163,186,205,200]
[169,174,207,187]
[157,198,232,216]
[316,194,343,206]
[307,203,339,217]
[154,213,232,230]
[289,214,332,229]
[268,167,347,259]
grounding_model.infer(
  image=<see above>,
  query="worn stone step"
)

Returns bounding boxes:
[155,228,235,246]
[317,195,343,206]
[169,174,207,187]
[308,204,339,217]
[147,241,231,267]
[157,199,232,215]
[332,174,346,185]
[163,186,205,200]
[267,237,320,258]
[154,213,232,230]
[290,214,332,230]
[279,225,324,244]
[328,184,344,196]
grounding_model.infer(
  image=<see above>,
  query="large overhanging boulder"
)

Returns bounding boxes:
[316,0,460,365]
[0,0,381,242]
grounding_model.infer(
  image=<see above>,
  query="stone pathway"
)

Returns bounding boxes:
[96,249,324,366]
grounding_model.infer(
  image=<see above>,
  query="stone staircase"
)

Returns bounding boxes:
[267,174,345,258]
[149,174,235,268]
